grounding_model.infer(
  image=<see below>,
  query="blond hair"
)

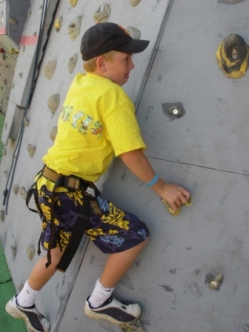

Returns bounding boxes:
[83,50,116,72]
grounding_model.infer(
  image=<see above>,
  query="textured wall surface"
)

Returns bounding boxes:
[1,0,249,331]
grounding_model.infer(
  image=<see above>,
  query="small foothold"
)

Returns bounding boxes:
[130,0,141,6]
[9,17,17,25]
[19,73,23,78]
[209,274,223,290]
[168,105,183,117]
[10,48,19,55]
[13,184,19,195]
[0,210,5,221]
[4,170,9,177]
[27,144,36,157]
[68,53,78,74]
[19,186,27,200]
[2,147,7,156]
[69,0,78,6]
[10,245,17,257]
[18,283,24,292]
[94,4,111,23]
[47,94,60,113]
[44,60,57,79]
[26,245,35,260]
[50,127,58,141]
[23,116,30,126]
[68,16,82,41]
[126,26,141,39]
[54,16,63,33]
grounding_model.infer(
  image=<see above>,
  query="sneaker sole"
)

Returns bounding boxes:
[5,302,50,332]
[84,302,141,325]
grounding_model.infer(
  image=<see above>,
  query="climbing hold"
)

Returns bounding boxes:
[19,186,27,200]
[69,0,78,6]
[13,184,19,195]
[0,210,5,221]
[216,34,249,78]
[94,4,111,23]
[50,126,58,141]
[9,17,17,25]
[10,48,19,55]
[23,116,30,126]
[162,102,186,120]
[68,16,82,41]
[19,73,23,78]
[43,60,57,79]
[208,274,223,290]
[126,26,141,40]
[68,53,78,74]
[10,245,17,258]
[26,245,35,260]
[27,144,36,157]
[47,94,60,113]
[18,284,24,292]
[130,0,141,7]
[2,147,7,156]
[54,16,63,33]
[4,170,9,177]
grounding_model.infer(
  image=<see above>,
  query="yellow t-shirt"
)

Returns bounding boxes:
[43,73,146,182]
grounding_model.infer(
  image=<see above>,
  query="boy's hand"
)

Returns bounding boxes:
[158,183,191,213]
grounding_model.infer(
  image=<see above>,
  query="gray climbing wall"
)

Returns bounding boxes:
[1,0,249,331]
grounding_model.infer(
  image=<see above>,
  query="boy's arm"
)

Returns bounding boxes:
[119,149,190,212]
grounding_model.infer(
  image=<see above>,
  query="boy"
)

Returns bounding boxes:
[5,22,190,332]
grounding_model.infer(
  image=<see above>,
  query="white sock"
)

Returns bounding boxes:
[88,279,115,308]
[16,280,39,307]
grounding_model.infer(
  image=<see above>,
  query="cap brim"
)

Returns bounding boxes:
[116,39,150,54]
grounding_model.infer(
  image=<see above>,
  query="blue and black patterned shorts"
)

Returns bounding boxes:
[37,180,150,254]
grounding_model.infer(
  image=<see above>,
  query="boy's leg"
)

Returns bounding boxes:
[99,238,149,288]
[28,247,64,290]
[5,247,63,332]
[85,239,149,325]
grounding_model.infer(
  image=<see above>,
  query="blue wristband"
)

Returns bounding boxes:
[146,174,159,187]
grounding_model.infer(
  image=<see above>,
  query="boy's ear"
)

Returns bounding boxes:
[96,56,106,71]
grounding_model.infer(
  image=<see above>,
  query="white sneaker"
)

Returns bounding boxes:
[84,296,141,324]
[5,296,50,332]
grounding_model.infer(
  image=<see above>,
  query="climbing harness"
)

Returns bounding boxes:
[26,166,102,272]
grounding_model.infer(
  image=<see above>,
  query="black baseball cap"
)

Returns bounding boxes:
[81,22,150,61]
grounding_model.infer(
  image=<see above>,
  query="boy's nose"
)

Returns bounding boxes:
[129,60,135,69]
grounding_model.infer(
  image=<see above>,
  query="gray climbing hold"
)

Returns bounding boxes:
[94,4,111,23]
[50,127,58,141]
[68,16,82,41]
[13,184,19,195]
[2,147,7,156]
[23,116,30,126]
[27,144,36,157]
[126,26,141,39]
[44,60,57,79]
[68,54,78,74]
[26,245,35,260]
[47,94,60,113]
[4,170,9,177]
[130,0,141,7]
[19,186,27,200]
[0,210,5,221]
[9,17,17,25]
[10,245,17,258]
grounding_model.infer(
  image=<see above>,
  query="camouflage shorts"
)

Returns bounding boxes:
[37,183,150,254]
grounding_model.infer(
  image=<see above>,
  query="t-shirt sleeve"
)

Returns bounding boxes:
[104,101,146,156]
